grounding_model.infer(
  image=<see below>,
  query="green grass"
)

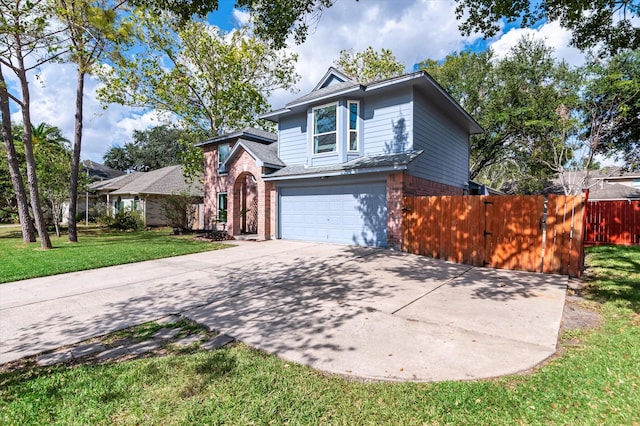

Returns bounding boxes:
[0,226,229,284]
[1,245,639,425]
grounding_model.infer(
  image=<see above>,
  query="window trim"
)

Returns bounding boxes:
[347,100,360,152]
[312,102,339,156]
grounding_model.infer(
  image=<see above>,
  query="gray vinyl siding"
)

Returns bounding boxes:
[362,88,413,156]
[278,113,308,165]
[409,90,469,188]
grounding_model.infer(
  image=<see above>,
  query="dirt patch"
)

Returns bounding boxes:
[561,295,602,332]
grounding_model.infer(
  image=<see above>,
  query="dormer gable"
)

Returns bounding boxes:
[313,67,356,91]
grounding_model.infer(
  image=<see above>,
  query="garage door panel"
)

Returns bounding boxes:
[280,182,387,247]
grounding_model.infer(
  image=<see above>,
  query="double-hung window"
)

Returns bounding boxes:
[313,103,337,154]
[348,100,359,152]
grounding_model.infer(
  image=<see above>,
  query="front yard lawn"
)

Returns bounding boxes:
[0,226,229,284]
[0,245,638,424]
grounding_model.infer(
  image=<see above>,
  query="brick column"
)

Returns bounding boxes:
[386,172,404,250]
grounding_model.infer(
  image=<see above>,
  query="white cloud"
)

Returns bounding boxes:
[268,0,485,109]
[8,62,159,162]
[489,21,586,66]
[10,0,591,163]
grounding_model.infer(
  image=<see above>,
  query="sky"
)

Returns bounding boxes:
[10,0,586,163]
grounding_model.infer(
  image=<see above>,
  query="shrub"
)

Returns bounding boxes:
[162,193,198,232]
[110,209,143,230]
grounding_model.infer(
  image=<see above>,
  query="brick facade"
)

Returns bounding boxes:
[206,141,463,247]
[203,143,272,240]
[386,172,463,250]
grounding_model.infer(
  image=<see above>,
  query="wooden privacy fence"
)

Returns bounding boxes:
[584,200,640,245]
[402,195,586,276]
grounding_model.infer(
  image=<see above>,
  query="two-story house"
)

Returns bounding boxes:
[197,67,482,249]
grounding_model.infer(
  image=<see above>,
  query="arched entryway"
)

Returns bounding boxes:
[233,172,258,234]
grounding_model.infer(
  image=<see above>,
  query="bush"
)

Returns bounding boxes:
[162,193,198,232]
[110,210,143,231]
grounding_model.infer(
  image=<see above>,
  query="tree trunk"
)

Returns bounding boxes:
[0,66,36,243]
[14,44,52,249]
[68,68,84,243]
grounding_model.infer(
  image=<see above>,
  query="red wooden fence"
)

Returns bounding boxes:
[402,195,586,276]
[584,200,640,245]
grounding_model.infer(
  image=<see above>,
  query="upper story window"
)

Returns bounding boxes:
[313,103,337,154]
[348,100,359,152]
[218,143,230,165]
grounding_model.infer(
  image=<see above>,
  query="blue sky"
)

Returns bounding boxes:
[12,0,585,163]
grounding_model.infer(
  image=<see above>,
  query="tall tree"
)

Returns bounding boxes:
[419,37,582,193]
[103,125,190,172]
[97,13,299,136]
[0,0,61,248]
[56,0,131,242]
[584,49,640,171]
[334,46,405,84]
[0,66,35,239]
[454,0,640,54]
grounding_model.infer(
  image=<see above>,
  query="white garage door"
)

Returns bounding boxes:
[279,181,387,246]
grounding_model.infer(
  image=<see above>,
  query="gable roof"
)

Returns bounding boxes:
[222,139,285,171]
[196,127,277,147]
[262,68,483,135]
[82,160,125,180]
[90,172,141,192]
[312,67,356,91]
[91,165,203,197]
[263,150,423,181]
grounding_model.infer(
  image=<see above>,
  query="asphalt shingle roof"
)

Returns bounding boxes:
[91,165,203,197]
[234,139,284,168]
[81,160,125,180]
[197,127,277,147]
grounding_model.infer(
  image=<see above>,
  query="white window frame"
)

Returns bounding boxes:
[347,100,360,152]
[312,102,338,155]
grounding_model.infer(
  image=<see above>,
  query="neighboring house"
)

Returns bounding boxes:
[198,67,483,248]
[546,168,640,200]
[65,161,126,224]
[90,165,204,227]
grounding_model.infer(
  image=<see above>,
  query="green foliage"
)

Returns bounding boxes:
[97,13,299,137]
[419,37,582,193]
[161,192,199,231]
[103,125,191,172]
[110,209,143,231]
[454,0,640,55]
[131,0,336,48]
[583,49,640,171]
[31,123,72,234]
[5,123,73,230]
[334,46,405,84]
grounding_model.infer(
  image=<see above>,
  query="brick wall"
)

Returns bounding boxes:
[203,145,228,230]
[386,172,463,249]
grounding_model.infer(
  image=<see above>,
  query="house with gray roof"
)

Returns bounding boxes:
[90,165,203,227]
[198,67,482,248]
[545,167,640,200]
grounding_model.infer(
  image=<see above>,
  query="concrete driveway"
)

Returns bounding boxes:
[0,240,568,382]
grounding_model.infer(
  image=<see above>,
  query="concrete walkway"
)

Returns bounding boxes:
[0,240,568,382]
